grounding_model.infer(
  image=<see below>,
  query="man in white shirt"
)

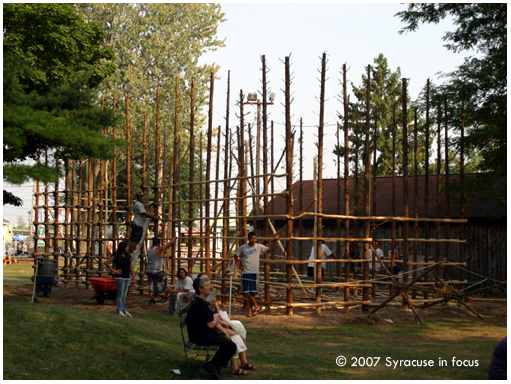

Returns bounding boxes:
[369,240,385,275]
[235,232,278,317]
[307,241,336,282]
[128,191,160,253]
[147,237,176,305]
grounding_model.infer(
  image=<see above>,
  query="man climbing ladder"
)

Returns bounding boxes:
[128,191,160,258]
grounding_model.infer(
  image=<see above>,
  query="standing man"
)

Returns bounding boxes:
[235,231,278,317]
[129,191,160,253]
[307,240,336,282]
[369,240,385,275]
[147,237,177,305]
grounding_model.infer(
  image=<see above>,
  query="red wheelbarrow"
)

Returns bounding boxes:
[89,277,117,305]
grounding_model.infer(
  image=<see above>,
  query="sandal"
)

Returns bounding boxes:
[247,311,254,317]
[231,368,248,376]
[241,363,258,371]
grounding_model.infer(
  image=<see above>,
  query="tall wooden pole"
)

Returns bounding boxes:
[413,108,419,299]
[342,63,351,311]
[459,100,465,283]
[401,78,410,305]
[221,71,231,301]
[205,72,214,275]
[188,82,195,273]
[284,56,294,315]
[424,80,430,267]
[362,65,371,309]
[112,96,118,244]
[171,77,180,282]
[315,53,326,314]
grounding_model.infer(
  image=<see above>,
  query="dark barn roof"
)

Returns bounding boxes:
[267,174,506,221]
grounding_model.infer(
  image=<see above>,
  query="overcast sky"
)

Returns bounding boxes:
[3,2,473,226]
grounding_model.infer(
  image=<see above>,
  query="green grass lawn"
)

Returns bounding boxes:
[3,282,506,380]
[3,263,34,284]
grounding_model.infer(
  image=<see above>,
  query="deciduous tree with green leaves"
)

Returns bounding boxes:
[396,3,507,180]
[3,3,118,206]
[76,3,226,216]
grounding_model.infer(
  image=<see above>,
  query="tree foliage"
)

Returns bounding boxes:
[396,3,507,179]
[76,4,226,216]
[3,3,118,205]
[336,55,412,178]
[77,3,225,133]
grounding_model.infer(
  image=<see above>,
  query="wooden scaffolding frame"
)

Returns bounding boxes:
[31,55,471,318]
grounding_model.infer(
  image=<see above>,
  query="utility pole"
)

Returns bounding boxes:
[243,90,275,195]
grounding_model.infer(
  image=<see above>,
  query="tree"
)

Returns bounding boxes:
[76,4,226,214]
[77,3,225,139]
[349,54,404,177]
[396,3,507,180]
[16,215,28,230]
[3,3,118,206]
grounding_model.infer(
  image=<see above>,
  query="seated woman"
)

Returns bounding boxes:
[211,299,257,372]
[186,276,238,379]
[168,268,194,315]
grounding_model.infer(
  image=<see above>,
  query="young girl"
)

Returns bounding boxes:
[105,241,135,317]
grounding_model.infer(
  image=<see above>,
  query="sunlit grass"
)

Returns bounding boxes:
[3,281,506,380]
[3,263,34,284]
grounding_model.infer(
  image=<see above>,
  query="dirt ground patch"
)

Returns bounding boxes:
[4,282,506,328]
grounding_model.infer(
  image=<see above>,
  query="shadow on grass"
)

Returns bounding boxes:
[3,287,506,380]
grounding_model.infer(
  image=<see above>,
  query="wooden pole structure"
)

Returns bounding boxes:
[199,133,204,266]
[238,90,247,244]
[362,65,371,310]
[213,124,221,262]
[112,96,119,245]
[413,108,419,299]
[444,100,451,278]
[336,124,342,279]
[342,63,351,311]
[435,105,442,277]
[315,53,327,314]
[424,80,430,273]
[171,77,180,283]
[28,61,475,313]
[53,157,60,261]
[261,55,272,308]
[401,78,410,305]
[284,56,294,315]
[221,70,231,301]
[459,100,465,284]
[298,119,304,274]
[188,82,195,273]
[390,103,398,297]
[155,88,164,239]
[205,72,214,275]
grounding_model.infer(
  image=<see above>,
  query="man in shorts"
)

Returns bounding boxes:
[129,191,160,253]
[235,232,278,317]
[147,237,176,304]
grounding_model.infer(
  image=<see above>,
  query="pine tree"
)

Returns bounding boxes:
[3,3,118,206]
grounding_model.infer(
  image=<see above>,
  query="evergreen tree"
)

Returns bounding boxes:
[350,55,404,177]
[3,3,118,206]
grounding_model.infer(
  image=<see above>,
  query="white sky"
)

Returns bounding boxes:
[3,2,473,225]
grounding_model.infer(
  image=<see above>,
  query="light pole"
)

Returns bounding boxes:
[243,92,275,195]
